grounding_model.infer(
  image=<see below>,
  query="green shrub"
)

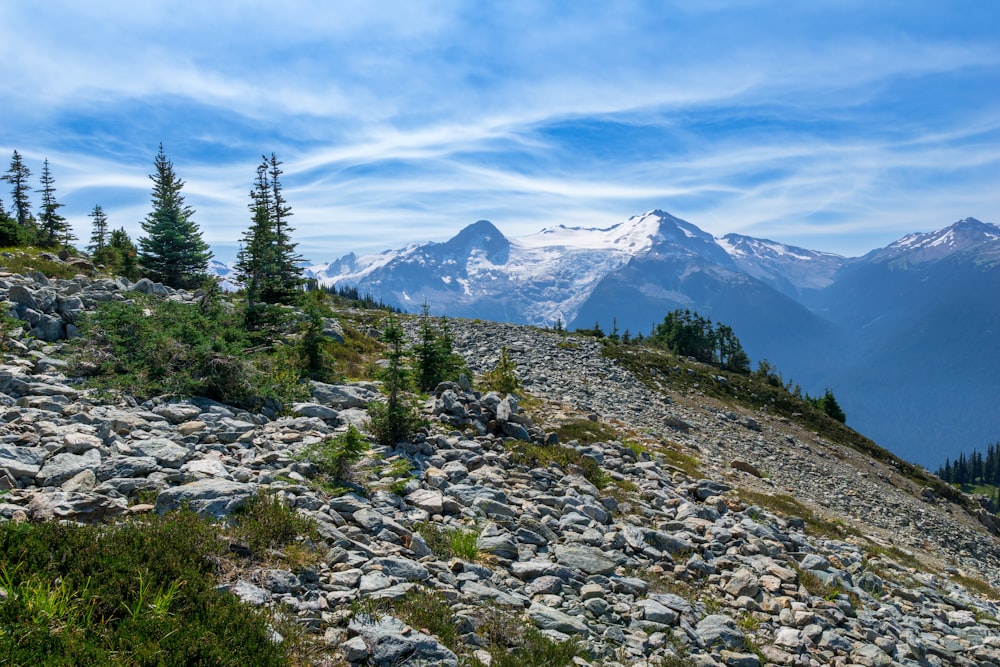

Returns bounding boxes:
[387,588,461,652]
[415,523,480,561]
[231,493,317,558]
[0,511,293,666]
[72,295,312,409]
[297,425,370,490]
[509,441,610,490]
[481,346,521,394]
[473,604,583,667]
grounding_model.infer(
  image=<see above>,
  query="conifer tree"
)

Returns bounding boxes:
[37,159,71,247]
[235,161,281,329]
[265,152,303,303]
[0,193,21,247]
[88,204,109,257]
[2,150,35,241]
[138,144,212,288]
[108,227,140,280]
[235,153,303,312]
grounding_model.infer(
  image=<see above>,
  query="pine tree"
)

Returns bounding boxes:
[37,159,71,247]
[138,144,212,289]
[264,152,303,303]
[108,227,140,280]
[2,150,35,242]
[88,205,109,257]
[0,193,21,247]
[235,161,281,330]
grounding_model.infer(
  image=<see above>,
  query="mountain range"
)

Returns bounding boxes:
[299,211,1000,467]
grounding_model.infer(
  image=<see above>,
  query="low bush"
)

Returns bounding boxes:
[0,510,293,666]
[297,425,370,492]
[509,441,610,490]
[71,295,311,409]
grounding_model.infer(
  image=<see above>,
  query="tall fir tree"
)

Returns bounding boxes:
[234,161,281,329]
[108,227,140,280]
[0,192,20,247]
[265,153,303,303]
[2,150,35,242]
[37,159,71,247]
[235,153,303,313]
[88,204,109,255]
[138,144,212,289]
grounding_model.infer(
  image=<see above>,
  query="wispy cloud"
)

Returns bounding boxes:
[0,1,997,261]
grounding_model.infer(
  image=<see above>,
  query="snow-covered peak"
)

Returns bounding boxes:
[874,217,1000,264]
[718,233,849,296]
[517,210,666,252]
[719,233,845,263]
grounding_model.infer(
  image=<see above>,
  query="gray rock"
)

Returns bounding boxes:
[527,602,589,634]
[311,382,377,409]
[635,598,679,625]
[229,580,271,606]
[96,456,160,481]
[696,614,745,651]
[372,557,429,582]
[131,438,189,468]
[555,544,617,575]
[154,479,256,517]
[291,402,339,420]
[35,449,102,487]
[348,614,458,667]
[27,490,127,522]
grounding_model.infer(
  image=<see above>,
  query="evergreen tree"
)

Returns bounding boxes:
[88,205,109,257]
[0,193,22,247]
[37,159,70,247]
[137,144,212,288]
[412,304,466,391]
[820,388,847,423]
[235,161,281,329]
[235,154,303,310]
[2,150,35,241]
[265,152,303,303]
[367,315,421,446]
[108,227,140,280]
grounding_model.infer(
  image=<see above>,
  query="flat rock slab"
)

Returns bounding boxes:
[27,490,127,522]
[554,543,617,575]
[527,602,589,635]
[347,615,458,667]
[154,479,257,517]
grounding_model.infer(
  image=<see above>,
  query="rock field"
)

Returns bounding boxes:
[1,269,1000,666]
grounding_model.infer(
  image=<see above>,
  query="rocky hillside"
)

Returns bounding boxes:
[1,265,1000,666]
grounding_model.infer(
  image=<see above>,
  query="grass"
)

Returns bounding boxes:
[351,591,583,667]
[554,418,619,444]
[508,440,611,490]
[325,320,384,380]
[295,425,371,494]
[953,573,1000,600]
[416,522,481,561]
[471,604,584,667]
[656,442,702,477]
[0,506,301,666]
[230,492,319,563]
[0,246,89,280]
[736,488,861,540]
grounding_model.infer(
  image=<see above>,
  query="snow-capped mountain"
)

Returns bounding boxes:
[864,217,1000,266]
[718,233,849,298]
[310,210,726,326]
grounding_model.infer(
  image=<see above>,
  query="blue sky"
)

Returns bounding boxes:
[1,1,998,264]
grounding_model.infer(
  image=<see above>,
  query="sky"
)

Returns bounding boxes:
[1,1,998,264]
